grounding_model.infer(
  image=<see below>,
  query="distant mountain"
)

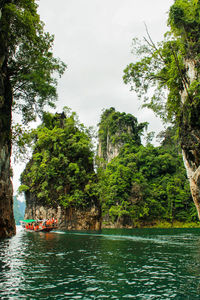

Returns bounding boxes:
[13,196,26,225]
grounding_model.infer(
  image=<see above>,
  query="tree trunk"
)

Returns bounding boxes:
[0,15,16,238]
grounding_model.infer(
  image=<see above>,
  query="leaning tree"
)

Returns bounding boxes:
[123,0,200,219]
[0,0,66,237]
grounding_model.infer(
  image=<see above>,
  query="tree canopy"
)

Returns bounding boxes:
[123,0,200,220]
[96,109,196,226]
[20,110,98,208]
[1,0,66,123]
[123,0,200,127]
[19,107,197,226]
[98,142,195,225]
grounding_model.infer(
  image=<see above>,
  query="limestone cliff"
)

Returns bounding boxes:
[98,132,123,163]
[97,107,147,164]
[97,107,145,165]
[24,192,101,230]
[97,108,147,227]
[179,59,200,220]
[0,18,15,238]
[20,111,102,230]
[97,107,144,164]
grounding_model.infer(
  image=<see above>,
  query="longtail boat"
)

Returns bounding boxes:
[20,218,58,232]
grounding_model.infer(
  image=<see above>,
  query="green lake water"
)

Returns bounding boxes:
[0,227,200,299]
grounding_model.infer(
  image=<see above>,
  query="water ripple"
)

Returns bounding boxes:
[0,227,200,299]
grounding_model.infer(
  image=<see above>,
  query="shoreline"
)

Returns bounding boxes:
[102,220,200,229]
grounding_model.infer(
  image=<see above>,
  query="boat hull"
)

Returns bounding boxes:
[25,227,56,232]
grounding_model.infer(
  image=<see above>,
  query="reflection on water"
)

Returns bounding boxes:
[0,227,200,299]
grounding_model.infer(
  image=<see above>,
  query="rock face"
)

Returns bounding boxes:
[102,213,133,229]
[97,108,142,165]
[24,192,101,230]
[97,108,145,227]
[180,58,200,220]
[98,132,124,163]
[0,26,16,238]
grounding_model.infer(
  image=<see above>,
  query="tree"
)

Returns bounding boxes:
[123,0,200,220]
[0,0,66,237]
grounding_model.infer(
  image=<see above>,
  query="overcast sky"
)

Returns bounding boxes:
[13,0,174,195]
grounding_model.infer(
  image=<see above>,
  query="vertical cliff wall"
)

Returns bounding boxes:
[0,34,15,238]
[97,108,147,227]
[24,192,101,230]
[179,59,200,220]
[97,107,145,164]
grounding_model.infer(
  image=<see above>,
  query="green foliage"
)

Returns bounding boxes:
[20,111,98,208]
[123,0,200,128]
[12,123,34,162]
[168,0,200,50]
[1,0,66,123]
[122,0,200,223]
[98,107,147,161]
[97,126,197,224]
[123,37,184,123]
[97,108,196,225]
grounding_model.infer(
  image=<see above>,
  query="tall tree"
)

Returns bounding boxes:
[0,0,66,238]
[123,0,200,220]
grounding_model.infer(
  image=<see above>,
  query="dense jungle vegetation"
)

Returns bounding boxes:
[20,110,98,209]
[97,108,197,226]
[20,107,198,226]
[123,0,200,221]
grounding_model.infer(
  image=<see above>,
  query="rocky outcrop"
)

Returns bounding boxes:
[0,76,16,238]
[179,58,200,220]
[25,204,101,231]
[97,108,146,226]
[102,213,133,229]
[0,20,16,238]
[24,192,101,230]
[98,133,123,163]
[97,108,142,165]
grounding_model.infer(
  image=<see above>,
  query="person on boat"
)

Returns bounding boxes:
[34,224,39,231]
[42,220,46,229]
[47,219,53,227]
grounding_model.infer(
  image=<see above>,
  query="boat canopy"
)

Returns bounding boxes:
[21,219,36,223]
